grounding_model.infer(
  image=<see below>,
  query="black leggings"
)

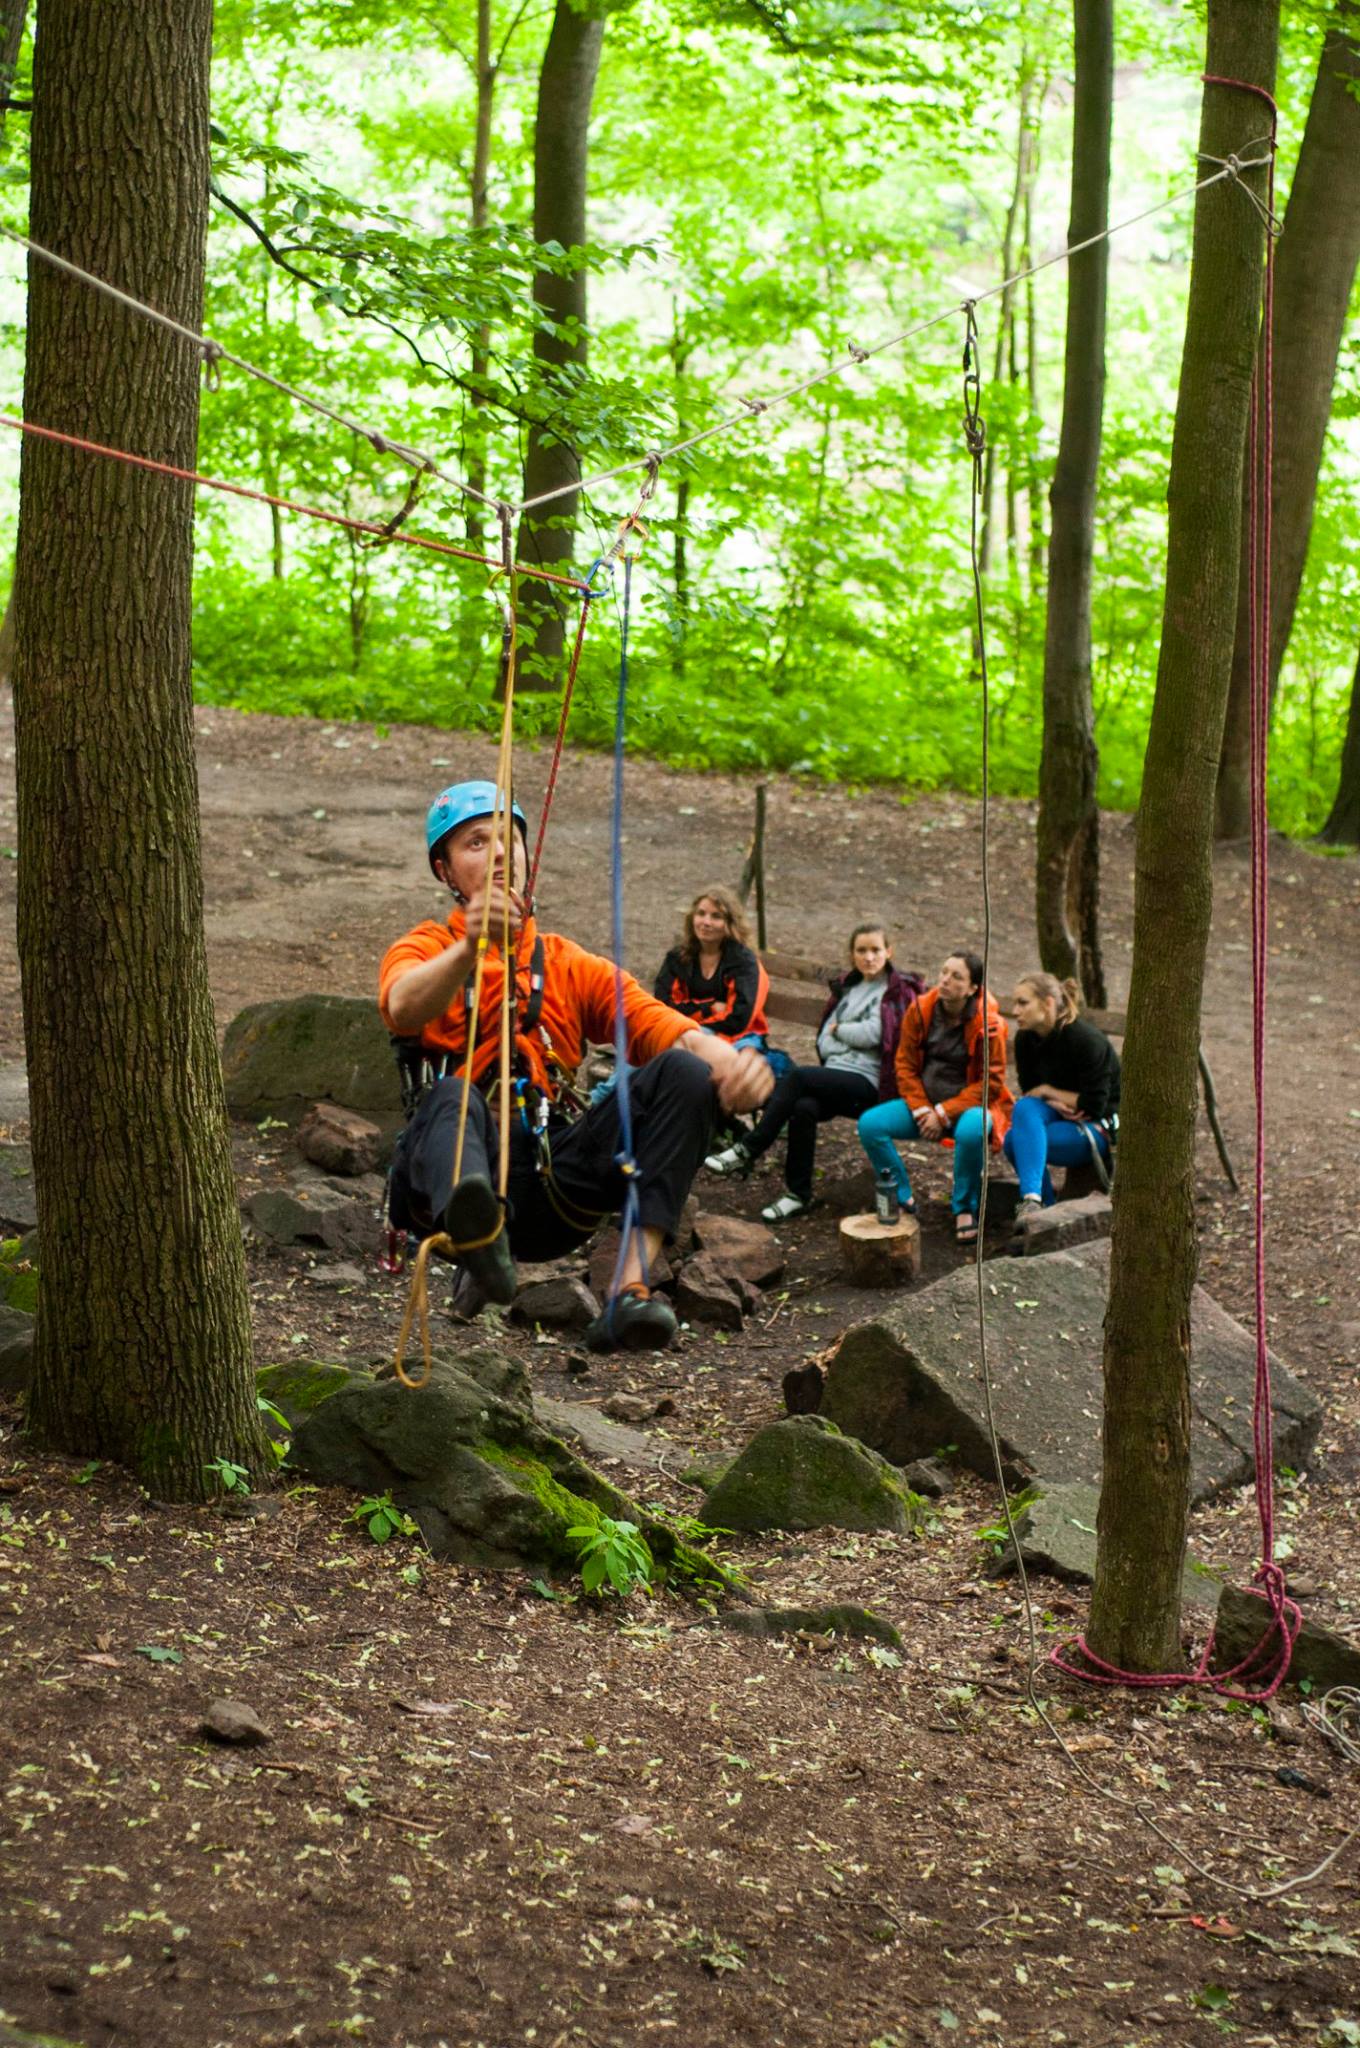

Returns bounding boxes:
[743,1063,878,1202]
[389,1045,716,1259]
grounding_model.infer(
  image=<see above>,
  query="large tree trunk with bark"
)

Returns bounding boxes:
[1089,2,1279,1673]
[1034,0,1112,1003]
[513,0,604,690]
[13,0,266,1499]
[1317,643,1360,845]
[1214,0,1360,838]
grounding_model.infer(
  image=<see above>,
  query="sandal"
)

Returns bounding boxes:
[761,1191,811,1224]
[954,1212,978,1245]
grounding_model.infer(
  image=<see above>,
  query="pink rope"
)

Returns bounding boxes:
[1051,75,1299,1704]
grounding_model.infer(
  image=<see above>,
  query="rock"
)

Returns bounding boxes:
[256,1359,357,1442]
[536,1396,665,1471]
[222,993,401,1122]
[0,1143,37,1233]
[245,1179,379,1255]
[286,1357,730,1582]
[902,1457,954,1500]
[1213,1582,1360,1693]
[986,1480,1219,1608]
[201,1698,270,1746]
[674,1254,744,1331]
[690,1212,785,1289]
[782,1363,824,1415]
[509,1277,600,1331]
[302,1261,369,1289]
[601,1393,663,1425]
[0,1058,29,1128]
[1010,1192,1112,1256]
[588,1229,676,1300]
[820,1240,1321,1503]
[722,1602,902,1645]
[0,1303,34,1393]
[678,1454,732,1493]
[700,1415,924,1534]
[319,1170,387,1204]
[296,1101,385,1177]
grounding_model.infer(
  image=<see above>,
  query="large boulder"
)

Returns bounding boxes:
[245,1176,381,1255]
[222,994,401,1122]
[986,1479,1219,1609]
[0,1144,38,1234]
[700,1415,924,1534]
[1213,1582,1360,1694]
[820,1239,1320,1504]
[280,1349,726,1584]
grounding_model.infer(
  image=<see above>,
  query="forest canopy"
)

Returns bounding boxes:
[0,0,1355,834]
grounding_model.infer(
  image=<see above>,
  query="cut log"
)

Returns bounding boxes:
[838,1211,921,1288]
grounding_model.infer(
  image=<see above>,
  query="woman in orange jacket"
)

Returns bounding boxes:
[856,949,1013,1244]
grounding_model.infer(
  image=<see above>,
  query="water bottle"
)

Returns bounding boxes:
[874,1168,900,1226]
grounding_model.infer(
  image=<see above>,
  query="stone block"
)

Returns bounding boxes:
[1010,1192,1112,1256]
[674,1253,744,1330]
[297,1102,384,1177]
[690,1211,786,1289]
[700,1414,924,1534]
[222,994,401,1121]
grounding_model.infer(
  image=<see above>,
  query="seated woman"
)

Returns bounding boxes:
[705,923,919,1223]
[654,887,770,1052]
[1003,971,1120,1223]
[857,950,1012,1245]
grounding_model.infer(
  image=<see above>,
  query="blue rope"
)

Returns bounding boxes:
[606,552,642,1319]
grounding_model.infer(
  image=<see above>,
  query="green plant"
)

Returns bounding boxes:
[352,1491,419,1544]
[256,1394,292,1465]
[975,1487,1040,1556]
[204,1457,251,1495]
[566,1515,654,1597]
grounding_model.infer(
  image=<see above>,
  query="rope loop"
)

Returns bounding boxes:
[848,343,869,364]
[739,396,768,415]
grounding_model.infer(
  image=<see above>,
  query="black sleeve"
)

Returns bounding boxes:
[1062,1020,1115,1116]
[718,943,761,1038]
[1014,1030,1039,1095]
[654,949,683,1005]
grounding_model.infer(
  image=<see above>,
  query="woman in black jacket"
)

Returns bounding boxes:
[1004,971,1120,1221]
[654,887,768,1049]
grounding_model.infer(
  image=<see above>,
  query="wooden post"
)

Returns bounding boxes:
[839,1211,921,1287]
[753,782,767,950]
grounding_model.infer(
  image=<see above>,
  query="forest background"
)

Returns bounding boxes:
[0,0,1356,837]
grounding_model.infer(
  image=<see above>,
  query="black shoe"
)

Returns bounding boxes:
[585,1288,679,1355]
[442,1174,517,1307]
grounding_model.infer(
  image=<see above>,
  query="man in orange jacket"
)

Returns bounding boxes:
[380,782,772,1352]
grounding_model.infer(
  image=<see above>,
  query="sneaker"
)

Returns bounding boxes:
[1012,1193,1044,1232]
[442,1174,517,1306]
[761,1191,810,1224]
[585,1286,679,1354]
[705,1141,753,1177]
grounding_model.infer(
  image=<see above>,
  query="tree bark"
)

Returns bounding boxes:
[513,0,604,689]
[464,0,495,556]
[13,0,266,1498]
[1034,0,1112,1005]
[1214,0,1360,838]
[1317,642,1360,845]
[1090,2,1279,1673]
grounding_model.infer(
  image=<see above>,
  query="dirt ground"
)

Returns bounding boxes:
[0,700,1359,2048]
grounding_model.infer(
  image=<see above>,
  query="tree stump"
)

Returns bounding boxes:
[838,1212,921,1288]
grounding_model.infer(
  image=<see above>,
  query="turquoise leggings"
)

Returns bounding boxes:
[857,1100,994,1217]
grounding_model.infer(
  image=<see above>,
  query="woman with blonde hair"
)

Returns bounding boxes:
[653,886,769,1051]
[1004,971,1120,1223]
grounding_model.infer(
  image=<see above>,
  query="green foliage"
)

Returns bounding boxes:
[566,1515,655,1597]
[0,1238,37,1315]
[204,1457,252,1496]
[352,1491,420,1544]
[256,1395,292,1466]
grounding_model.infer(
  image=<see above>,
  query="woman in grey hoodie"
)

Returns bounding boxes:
[705,924,913,1221]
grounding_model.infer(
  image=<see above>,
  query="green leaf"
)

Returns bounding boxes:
[136,1646,183,1666]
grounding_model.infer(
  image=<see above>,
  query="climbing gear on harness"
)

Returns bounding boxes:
[425,780,527,874]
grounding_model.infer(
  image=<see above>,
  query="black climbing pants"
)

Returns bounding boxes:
[743,1063,878,1202]
[389,1045,717,1259]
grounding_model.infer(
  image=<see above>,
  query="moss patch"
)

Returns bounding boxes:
[0,1239,38,1315]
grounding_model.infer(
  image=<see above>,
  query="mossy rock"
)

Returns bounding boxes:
[0,1236,38,1315]
[700,1415,925,1535]
[722,1602,901,1646]
[284,1355,730,1589]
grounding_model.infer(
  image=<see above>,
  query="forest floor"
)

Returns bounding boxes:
[0,702,1359,2048]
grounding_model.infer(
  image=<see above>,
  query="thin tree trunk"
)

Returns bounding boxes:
[1034,0,1112,1004]
[1317,642,1360,844]
[672,307,689,682]
[1214,0,1360,838]
[979,62,1031,582]
[0,1,31,680]
[1090,3,1279,1673]
[464,0,494,556]
[513,0,604,690]
[13,0,265,1498]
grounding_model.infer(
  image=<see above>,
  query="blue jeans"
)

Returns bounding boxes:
[1003,1095,1111,1203]
[589,1031,776,1109]
[857,1100,993,1217]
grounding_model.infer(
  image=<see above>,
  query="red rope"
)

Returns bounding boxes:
[0,411,589,592]
[526,592,593,911]
[1051,75,1299,1704]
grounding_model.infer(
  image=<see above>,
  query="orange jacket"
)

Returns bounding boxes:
[379,912,693,1098]
[894,986,1013,1143]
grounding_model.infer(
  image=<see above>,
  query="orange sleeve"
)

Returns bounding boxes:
[570,946,694,1064]
[378,922,451,1032]
[895,998,931,1113]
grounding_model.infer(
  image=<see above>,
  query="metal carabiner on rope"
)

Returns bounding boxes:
[961,302,986,479]
[583,453,661,590]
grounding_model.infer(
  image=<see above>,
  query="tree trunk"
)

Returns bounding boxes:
[0,0,31,678]
[1090,2,1279,1673]
[513,0,604,689]
[1034,0,1112,1005]
[1214,0,1360,838]
[1317,642,1360,844]
[13,0,266,1499]
[464,0,495,556]
[978,62,1031,583]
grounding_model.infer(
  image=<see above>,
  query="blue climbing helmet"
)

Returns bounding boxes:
[425,780,527,876]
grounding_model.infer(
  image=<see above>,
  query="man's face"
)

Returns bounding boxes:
[435,814,527,904]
